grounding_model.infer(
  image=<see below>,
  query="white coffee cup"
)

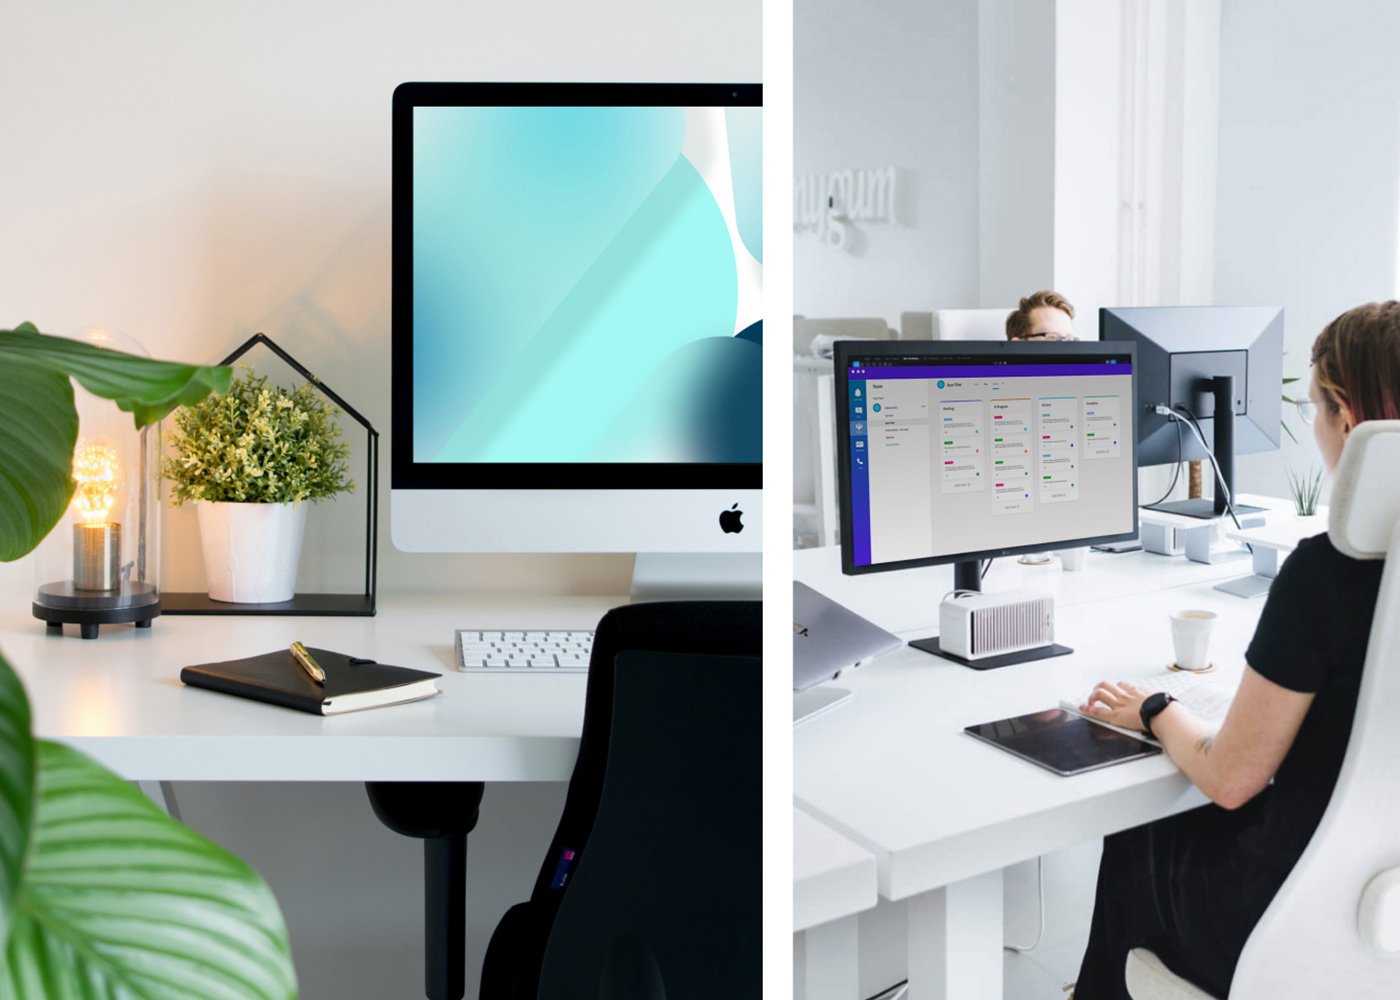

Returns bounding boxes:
[1058,547,1088,572]
[1170,609,1217,670]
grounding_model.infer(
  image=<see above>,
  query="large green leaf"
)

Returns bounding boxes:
[1,740,296,1000]
[0,657,35,949]
[0,358,78,562]
[0,325,231,428]
[0,324,231,562]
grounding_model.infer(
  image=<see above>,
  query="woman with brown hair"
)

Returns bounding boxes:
[1069,301,1399,998]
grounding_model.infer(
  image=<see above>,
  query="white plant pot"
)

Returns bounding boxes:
[196,501,308,603]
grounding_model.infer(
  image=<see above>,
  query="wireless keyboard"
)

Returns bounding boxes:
[1145,669,1234,725]
[454,629,595,672]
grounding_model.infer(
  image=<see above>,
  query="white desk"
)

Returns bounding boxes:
[794,806,878,1000]
[0,595,613,782]
[794,543,1246,635]
[793,549,1267,1000]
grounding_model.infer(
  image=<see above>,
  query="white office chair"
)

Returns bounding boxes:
[931,307,1012,341]
[899,311,934,340]
[1125,419,1400,999]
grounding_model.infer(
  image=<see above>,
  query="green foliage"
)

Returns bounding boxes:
[3,736,296,999]
[0,324,296,996]
[1287,466,1325,517]
[0,323,231,561]
[163,372,353,505]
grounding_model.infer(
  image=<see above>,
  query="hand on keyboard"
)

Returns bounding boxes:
[454,630,595,672]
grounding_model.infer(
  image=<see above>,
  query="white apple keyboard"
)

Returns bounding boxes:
[1144,669,1234,725]
[454,629,595,672]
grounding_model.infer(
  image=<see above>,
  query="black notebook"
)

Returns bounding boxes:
[181,647,442,716]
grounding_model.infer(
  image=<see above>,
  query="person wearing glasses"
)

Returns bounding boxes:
[1005,289,1077,341]
[1067,301,1395,998]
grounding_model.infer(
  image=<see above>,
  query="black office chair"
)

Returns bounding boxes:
[479,600,762,1000]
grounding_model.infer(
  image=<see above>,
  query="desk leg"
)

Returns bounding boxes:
[136,780,181,822]
[906,869,1003,1000]
[797,916,861,1000]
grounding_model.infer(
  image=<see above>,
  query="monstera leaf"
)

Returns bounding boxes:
[0,323,231,561]
[0,656,296,999]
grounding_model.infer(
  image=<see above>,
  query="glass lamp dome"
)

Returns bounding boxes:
[32,328,162,639]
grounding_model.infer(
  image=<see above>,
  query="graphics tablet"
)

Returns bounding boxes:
[964,708,1161,776]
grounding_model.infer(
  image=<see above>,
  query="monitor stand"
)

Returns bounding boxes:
[1146,497,1265,520]
[631,553,761,602]
[1145,375,1265,520]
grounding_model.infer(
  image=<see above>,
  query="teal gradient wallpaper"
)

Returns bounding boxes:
[412,105,762,464]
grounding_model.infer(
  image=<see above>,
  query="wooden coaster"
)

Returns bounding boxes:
[1167,662,1216,674]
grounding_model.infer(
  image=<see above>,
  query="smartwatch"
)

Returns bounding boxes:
[1139,692,1176,739]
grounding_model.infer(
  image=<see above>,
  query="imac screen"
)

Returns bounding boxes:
[407,98,762,477]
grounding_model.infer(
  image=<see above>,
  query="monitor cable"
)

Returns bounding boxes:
[1172,405,1244,531]
[1141,410,1185,508]
[1003,855,1047,953]
[1151,404,1245,531]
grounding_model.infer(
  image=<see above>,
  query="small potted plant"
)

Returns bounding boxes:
[1287,465,1325,518]
[163,371,352,603]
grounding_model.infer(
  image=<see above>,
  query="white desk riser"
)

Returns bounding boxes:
[794,539,1283,1000]
[0,595,614,783]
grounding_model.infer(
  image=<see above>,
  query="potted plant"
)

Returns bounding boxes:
[163,372,353,603]
[1287,465,1325,517]
[0,322,296,996]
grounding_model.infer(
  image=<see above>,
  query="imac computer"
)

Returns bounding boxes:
[1101,306,1283,520]
[833,340,1139,665]
[390,83,762,596]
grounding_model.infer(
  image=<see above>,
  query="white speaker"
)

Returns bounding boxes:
[938,589,1055,661]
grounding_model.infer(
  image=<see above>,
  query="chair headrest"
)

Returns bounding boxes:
[1327,420,1400,560]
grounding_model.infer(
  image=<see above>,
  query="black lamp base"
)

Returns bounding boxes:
[33,581,161,639]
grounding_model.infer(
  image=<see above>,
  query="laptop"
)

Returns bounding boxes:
[793,582,902,724]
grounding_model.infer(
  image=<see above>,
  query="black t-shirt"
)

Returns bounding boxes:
[1239,531,1384,867]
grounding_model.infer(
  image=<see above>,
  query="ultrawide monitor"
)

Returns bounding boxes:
[390,83,762,555]
[1101,305,1283,518]
[834,341,1139,583]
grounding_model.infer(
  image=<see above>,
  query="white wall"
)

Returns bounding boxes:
[1214,0,1400,498]
[1053,0,1124,331]
[0,0,760,605]
[793,0,980,329]
[977,0,1056,308]
[0,3,758,997]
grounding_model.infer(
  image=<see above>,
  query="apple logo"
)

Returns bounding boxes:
[719,503,745,534]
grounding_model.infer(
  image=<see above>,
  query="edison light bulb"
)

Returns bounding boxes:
[72,443,122,590]
[73,444,119,526]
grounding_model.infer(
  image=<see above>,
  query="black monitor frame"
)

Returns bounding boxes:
[1101,305,1283,519]
[390,81,763,493]
[833,340,1140,587]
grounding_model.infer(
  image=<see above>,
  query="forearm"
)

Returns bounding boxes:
[1151,703,1254,809]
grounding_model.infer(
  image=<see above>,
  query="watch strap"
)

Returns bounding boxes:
[1140,691,1176,740]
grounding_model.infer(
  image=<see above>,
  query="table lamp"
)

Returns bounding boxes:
[32,328,162,639]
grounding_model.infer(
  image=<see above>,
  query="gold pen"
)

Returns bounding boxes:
[290,641,326,685]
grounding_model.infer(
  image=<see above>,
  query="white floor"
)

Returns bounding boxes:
[1002,839,1102,999]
